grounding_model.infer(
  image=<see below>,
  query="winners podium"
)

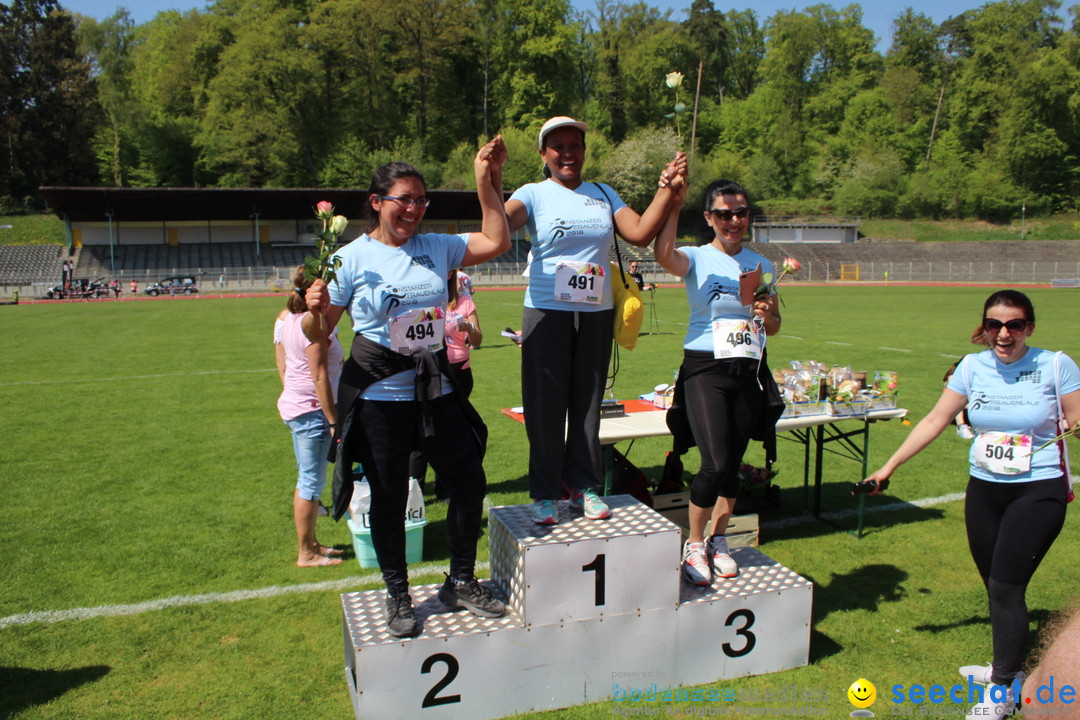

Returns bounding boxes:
[341,495,812,720]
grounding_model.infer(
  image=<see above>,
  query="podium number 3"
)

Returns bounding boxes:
[582,554,606,606]
[421,653,461,707]
[722,609,756,658]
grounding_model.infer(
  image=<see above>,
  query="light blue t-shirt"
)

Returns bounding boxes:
[680,243,768,352]
[947,347,1080,482]
[328,232,468,400]
[510,179,627,312]
[732,246,775,279]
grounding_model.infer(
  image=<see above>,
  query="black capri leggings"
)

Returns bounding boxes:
[682,353,764,509]
[965,475,1067,682]
[965,475,1067,586]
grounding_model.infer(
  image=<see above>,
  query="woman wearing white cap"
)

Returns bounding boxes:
[505,116,686,524]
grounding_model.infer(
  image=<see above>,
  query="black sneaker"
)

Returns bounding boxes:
[385,592,419,638]
[437,575,506,618]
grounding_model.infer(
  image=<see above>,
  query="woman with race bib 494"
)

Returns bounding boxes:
[303,138,511,638]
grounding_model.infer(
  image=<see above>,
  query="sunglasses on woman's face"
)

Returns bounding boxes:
[984,318,1029,333]
[707,207,750,222]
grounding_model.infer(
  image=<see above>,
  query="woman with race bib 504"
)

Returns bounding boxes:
[864,289,1080,719]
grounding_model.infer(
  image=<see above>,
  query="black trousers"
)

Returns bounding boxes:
[348,394,486,594]
[521,307,614,500]
[409,361,473,483]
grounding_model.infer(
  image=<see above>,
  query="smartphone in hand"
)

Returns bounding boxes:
[739,264,763,306]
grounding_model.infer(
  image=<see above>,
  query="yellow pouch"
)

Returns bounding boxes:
[610,262,644,351]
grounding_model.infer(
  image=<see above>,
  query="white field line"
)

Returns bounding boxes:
[877,346,914,353]
[0,368,275,388]
[0,561,487,629]
[825,341,853,346]
[2,488,980,630]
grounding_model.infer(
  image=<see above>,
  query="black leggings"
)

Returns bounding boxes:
[964,476,1067,683]
[682,355,763,508]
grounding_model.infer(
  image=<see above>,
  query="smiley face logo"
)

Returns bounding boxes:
[847,678,876,709]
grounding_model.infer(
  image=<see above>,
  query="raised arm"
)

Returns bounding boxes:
[613,152,687,247]
[653,181,690,277]
[463,136,511,266]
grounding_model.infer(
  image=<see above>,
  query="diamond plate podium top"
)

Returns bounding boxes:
[488,494,680,546]
[342,581,521,647]
[679,546,812,604]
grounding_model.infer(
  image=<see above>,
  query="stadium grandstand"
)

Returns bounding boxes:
[2,189,1078,297]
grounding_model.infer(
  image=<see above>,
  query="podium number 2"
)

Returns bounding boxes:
[421,653,461,707]
[582,554,606,606]
[722,609,756,658]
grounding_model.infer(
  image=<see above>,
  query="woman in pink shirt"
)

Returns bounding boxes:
[276,267,345,567]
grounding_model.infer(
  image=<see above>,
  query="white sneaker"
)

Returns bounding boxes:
[958,663,993,684]
[682,541,711,586]
[706,535,738,578]
[964,675,1024,720]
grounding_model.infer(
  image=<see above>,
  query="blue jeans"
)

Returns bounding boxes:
[285,410,332,501]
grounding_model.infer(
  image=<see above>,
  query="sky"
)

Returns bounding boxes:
[61,0,989,52]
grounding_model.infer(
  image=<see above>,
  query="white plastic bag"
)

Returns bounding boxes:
[349,475,426,529]
[406,477,426,524]
[350,478,372,529]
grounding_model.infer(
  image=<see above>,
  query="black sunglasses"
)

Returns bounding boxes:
[707,207,750,222]
[984,318,1029,333]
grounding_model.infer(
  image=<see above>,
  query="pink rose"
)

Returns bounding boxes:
[315,201,334,220]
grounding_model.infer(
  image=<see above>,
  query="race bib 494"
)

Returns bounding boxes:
[389,307,445,355]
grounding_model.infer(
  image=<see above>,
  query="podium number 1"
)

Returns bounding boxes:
[582,554,606,606]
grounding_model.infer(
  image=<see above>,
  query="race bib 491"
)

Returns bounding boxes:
[554,261,605,304]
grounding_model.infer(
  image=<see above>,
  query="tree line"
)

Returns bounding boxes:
[2,0,1079,222]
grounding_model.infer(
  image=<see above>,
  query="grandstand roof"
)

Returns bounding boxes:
[40,187,492,223]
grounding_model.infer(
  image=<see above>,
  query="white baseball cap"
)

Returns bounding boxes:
[538,116,587,148]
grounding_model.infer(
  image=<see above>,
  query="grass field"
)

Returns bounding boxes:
[2,285,1079,719]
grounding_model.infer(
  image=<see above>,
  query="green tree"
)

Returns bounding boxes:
[721,9,765,99]
[128,9,206,186]
[0,0,99,198]
[492,0,581,128]
[599,125,678,210]
[76,9,138,186]
[195,1,326,186]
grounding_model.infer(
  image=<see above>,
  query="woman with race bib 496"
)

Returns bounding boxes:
[653,179,781,585]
